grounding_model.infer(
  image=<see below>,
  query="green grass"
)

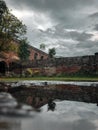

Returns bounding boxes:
[0,76,98,82]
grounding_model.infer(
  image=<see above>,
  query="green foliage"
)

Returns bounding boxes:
[0,0,7,19]
[48,48,56,58]
[23,68,33,77]
[18,38,30,60]
[0,0,27,51]
[0,76,98,82]
[8,41,18,52]
[40,43,45,50]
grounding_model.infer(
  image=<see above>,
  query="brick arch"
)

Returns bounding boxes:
[0,61,7,74]
[40,55,44,60]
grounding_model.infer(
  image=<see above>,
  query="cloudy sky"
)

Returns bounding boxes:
[5,0,98,57]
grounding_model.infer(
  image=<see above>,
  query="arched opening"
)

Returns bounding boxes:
[9,62,22,74]
[34,53,38,60]
[40,56,44,60]
[0,61,7,75]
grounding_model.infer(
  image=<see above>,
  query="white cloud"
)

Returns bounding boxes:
[11,10,54,30]
[11,10,33,19]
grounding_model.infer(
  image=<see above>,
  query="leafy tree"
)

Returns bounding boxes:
[0,0,27,51]
[48,47,56,58]
[8,41,18,53]
[18,38,30,60]
[0,0,7,21]
[40,43,45,50]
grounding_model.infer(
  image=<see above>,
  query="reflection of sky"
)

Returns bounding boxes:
[22,100,98,130]
[11,80,98,87]
[0,100,98,130]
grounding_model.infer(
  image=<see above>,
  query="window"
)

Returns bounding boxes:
[34,53,38,60]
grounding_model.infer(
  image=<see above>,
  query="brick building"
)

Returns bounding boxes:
[0,39,98,76]
[9,40,49,60]
[29,45,48,60]
[0,40,48,75]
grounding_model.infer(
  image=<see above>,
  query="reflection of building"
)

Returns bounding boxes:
[0,120,21,130]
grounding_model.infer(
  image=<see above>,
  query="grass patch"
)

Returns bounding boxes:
[0,76,98,82]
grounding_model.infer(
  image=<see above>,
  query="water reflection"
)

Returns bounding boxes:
[0,98,98,130]
[0,82,98,130]
[0,92,39,117]
[0,92,17,107]
[0,92,40,130]
[0,119,21,130]
[47,99,56,111]
[8,80,98,87]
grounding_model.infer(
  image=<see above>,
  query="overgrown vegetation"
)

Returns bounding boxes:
[18,38,30,60]
[0,0,28,55]
[48,48,56,58]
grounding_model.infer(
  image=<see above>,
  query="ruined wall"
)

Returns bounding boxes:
[11,53,98,76]
[28,53,98,76]
[95,53,98,74]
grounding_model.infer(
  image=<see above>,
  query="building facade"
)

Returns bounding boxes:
[29,46,48,60]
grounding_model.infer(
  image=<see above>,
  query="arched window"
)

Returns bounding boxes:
[34,53,38,60]
[41,56,44,60]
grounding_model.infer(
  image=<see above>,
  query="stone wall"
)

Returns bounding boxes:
[10,53,98,76]
[26,53,98,76]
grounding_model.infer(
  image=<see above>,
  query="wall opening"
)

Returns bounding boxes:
[0,61,7,74]
[34,53,38,60]
[41,56,44,60]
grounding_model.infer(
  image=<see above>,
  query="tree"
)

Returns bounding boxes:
[18,38,30,60]
[48,48,56,58]
[0,0,7,21]
[18,38,30,77]
[40,43,46,50]
[0,0,27,51]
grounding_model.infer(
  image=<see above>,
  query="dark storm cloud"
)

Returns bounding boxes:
[93,24,98,31]
[88,12,98,31]
[6,0,98,31]
[5,0,98,57]
[6,0,96,11]
[69,31,93,41]
[89,12,98,18]
[6,0,97,26]
[76,40,98,49]
[41,26,93,42]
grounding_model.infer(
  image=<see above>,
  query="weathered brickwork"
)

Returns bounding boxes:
[0,39,98,76]
[22,53,98,76]
[0,52,98,75]
[29,46,48,60]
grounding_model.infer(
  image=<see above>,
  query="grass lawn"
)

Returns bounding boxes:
[0,76,98,82]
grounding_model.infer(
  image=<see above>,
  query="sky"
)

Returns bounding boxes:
[5,0,98,57]
[23,100,98,130]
